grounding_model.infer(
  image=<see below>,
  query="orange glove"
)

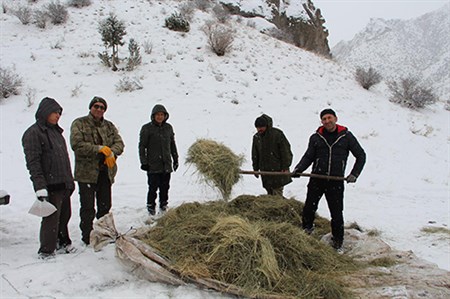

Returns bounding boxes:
[104,154,116,169]
[98,146,112,157]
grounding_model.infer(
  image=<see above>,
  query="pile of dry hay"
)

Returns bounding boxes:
[186,138,244,200]
[140,195,359,298]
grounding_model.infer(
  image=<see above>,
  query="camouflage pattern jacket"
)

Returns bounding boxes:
[70,113,124,184]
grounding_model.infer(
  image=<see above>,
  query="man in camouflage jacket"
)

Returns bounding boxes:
[70,96,124,245]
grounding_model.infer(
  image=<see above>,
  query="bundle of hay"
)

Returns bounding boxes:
[140,195,359,298]
[186,138,244,200]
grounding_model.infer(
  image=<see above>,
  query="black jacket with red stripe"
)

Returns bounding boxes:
[294,125,366,178]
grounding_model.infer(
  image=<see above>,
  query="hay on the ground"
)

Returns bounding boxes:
[186,138,244,200]
[140,195,359,298]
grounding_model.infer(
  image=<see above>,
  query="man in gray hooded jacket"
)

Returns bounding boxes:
[139,104,179,215]
[22,97,75,258]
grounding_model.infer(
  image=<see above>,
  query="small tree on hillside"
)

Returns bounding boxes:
[387,77,438,109]
[126,38,142,71]
[46,1,69,25]
[203,21,234,56]
[98,13,127,71]
[355,67,382,90]
[0,67,23,99]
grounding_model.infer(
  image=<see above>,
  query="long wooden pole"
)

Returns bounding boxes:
[239,170,347,181]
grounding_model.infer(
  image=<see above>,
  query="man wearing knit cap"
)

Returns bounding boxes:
[70,96,124,245]
[22,97,76,259]
[252,114,293,196]
[294,108,366,253]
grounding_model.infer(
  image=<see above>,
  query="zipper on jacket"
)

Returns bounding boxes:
[318,133,346,176]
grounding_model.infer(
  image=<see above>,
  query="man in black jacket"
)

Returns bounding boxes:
[139,104,179,215]
[22,97,75,258]
[294,108,366,252]
[252,114,293,196]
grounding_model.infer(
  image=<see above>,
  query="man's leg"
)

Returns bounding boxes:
[57,189,73,247]
[39,190,64,254]
[147,173,160,214]
[78,182,96,245]
[159,173,171,210]
[302,179,325,232]
[96,171,112,219]
[324,181,345,248]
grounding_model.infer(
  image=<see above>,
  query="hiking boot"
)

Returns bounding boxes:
[57,244,77,254]
[38,252,55,260]
[159,205,168,215]
[303,226,314,235]
[335,247,344,255]
[147,207,155,216]
[81,236,90,246]
[331,238,344,254]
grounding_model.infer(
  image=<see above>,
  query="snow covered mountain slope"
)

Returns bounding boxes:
[332,4,450,98]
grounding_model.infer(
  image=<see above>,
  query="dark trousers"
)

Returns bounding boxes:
[302,179,345,242]
[39,189,72,254]
[78,171,111,244]
[147,173,171,210]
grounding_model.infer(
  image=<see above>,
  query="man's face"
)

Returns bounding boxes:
[321,114,337,132]
[256,126,267,134]
[47,110,61,125]
[90,102,106,120]
[154,112,165,124]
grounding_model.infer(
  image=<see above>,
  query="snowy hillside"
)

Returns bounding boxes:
[1,0,449,298]
[332,4,450,98]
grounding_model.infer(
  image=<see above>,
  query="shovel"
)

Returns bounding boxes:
[239,170,347,181]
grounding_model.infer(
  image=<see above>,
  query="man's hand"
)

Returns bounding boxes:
[292,168,301,178]
[36,189,49,202]
[346,174,357,183]
[140,164,149,171]
[104,153,116,168]
[173,160,179,172]
[99,146,115,168]
[98,146,112,157]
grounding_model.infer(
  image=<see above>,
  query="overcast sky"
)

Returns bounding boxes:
[313,0,449,47]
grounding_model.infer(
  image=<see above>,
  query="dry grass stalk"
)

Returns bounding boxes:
[140,195,359,298]
[186,138,244,200]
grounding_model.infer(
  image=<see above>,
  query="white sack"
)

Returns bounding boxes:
[28,199,57,217]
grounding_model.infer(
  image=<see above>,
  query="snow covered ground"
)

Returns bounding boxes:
[1,1,448,298]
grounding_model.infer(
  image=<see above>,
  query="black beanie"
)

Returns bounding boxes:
[89,96,108,111]
[254,116,268,128]
[320,108,336,119]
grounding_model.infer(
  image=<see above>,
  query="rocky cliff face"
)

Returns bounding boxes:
[221,0,331,57]
[332,4,450,98]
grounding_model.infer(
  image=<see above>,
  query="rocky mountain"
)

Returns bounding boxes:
[332,4,450,98]
[221,0,331,56]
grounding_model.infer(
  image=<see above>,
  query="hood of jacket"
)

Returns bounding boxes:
[260,114,273,129]
[35,97,62,125]
[317,124,347,135]
[151,104,169,123]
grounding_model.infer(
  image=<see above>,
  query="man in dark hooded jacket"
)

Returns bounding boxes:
[294,108,366,252]
[139,104,179,215]
[22,97,75,259]
[252,114,293,196]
